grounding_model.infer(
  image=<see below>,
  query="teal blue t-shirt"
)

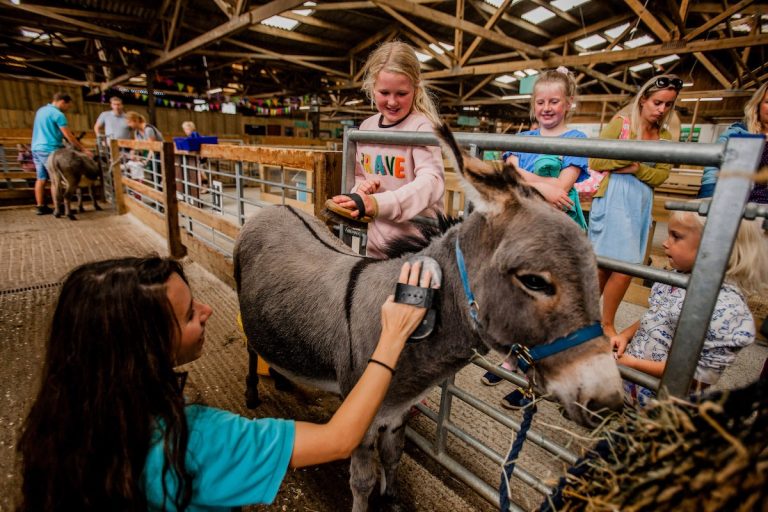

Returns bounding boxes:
[31,104,68,152]
[143,405,295,511]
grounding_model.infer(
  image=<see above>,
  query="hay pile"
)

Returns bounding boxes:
[542,379,768,511]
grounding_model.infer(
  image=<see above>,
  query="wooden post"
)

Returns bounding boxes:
[312,151,342,217]
[161,141,187,258]
[599,101,607,133]
[686,99,700,143]
[110,138,127,214]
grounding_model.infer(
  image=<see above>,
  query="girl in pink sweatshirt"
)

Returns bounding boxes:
[332,41,445,258]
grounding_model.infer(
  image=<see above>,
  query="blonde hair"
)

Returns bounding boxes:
[670,210,768,297]
[743,82,768,134]
[361,41,440,125]
[529,66,578,123]
[124,111,145,124]
[182,121,196,131]
[625,74,680,141]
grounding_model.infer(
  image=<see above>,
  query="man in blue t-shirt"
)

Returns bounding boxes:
[31,92,91,215]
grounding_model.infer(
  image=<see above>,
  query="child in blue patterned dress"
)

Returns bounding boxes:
[612,210,768,406]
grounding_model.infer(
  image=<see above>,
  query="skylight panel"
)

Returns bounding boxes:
[624,35,654,48]
[522,6,556,24]
[495,74,517,84]
[653,54,679,65]
[524,69,539,76]
[514,71,527,78]
[604,22,631,39]
[629,62,653,72]
[20,29,49,40]
[415,51,432,63]
[551,0,589,11]
[428,42,454,55]
[575,34,606,50]
[731,22,751,32]
[484,0,523,7]
[261,15,300,30]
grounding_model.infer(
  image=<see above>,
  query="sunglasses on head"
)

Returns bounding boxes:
[652,76,683,91]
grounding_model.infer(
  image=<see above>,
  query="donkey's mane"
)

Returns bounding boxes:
[381,213,461,259]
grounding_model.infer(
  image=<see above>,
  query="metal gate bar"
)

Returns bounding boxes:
[340,127,764,511]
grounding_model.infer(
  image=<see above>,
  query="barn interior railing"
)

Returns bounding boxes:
[102,130,765,512]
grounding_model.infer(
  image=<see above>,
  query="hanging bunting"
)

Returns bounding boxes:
[141,94,148,102]
[177,82,185,92]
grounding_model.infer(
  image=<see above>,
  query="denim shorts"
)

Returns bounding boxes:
[31,150,51,180]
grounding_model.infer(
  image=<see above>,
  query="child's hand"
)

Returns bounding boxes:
[610,334,630,357]
[356,179,381,195]
[331,192,376,218]
[533,182,574,210]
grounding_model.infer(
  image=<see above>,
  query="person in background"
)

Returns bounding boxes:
[501,66,589,230]
[613,211,768,406]
[31,92,92,215]
[182,121,201,138]
[17,256,429,510]
[588,75,681,337]
[125,111,163,142]
[93,96,132,141]
[699,82,768,202]
[330,41,445,259]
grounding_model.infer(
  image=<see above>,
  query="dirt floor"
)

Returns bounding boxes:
[1,206,765,512]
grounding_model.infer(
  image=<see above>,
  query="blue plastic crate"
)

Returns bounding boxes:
[173,136,218,152]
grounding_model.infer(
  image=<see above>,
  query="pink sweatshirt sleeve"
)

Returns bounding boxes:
[373,122,445,222]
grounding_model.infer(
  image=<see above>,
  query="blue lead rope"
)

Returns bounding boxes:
[455,237,479,323]
[499,396,537,512]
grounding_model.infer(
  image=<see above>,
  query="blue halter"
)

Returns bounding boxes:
[454,237,603,373]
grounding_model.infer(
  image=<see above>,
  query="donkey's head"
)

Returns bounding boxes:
[439,125,622,426]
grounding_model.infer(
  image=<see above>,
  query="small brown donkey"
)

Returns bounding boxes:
[234,124,623,511]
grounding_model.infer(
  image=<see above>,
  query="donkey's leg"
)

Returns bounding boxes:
[268,366,294,391]
[350,429,378,512]
[92,184,103,210]
[64,180,77,220]
[245,346,261,409]
[77,187,85,213]
[377,419,408,510]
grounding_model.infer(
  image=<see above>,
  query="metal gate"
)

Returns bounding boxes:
[340,127,765,511]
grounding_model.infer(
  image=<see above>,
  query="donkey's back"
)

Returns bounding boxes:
[235,205,376,389]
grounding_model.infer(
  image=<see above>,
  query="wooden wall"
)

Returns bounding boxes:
[0,77,342,142]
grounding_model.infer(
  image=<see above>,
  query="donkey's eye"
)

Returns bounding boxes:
[517,274,555,295]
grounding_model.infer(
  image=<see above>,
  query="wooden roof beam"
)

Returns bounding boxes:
[164,0,184,53]
[545,14,632,47]
[374,2,457,65]
[623,0,671,41]
[423,33,768,79]
[459,0,513,66]
[529,0,579,27]
[248,25,348,49]
[101,0,306,89]
[348,24,399,55]
[374,0,547,58]
[693,52,733,89]
[400,30,452,69]
[470,0,551,39]
[460,75,495,102]
[571,65,637,93]
[226,38,349,77]
[454,0,464,59]
[683,0,755,41]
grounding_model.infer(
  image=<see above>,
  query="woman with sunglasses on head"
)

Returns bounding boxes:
[588,75,682,337]
[699,82,768,201]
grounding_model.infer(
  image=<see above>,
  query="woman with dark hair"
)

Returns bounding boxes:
[18,256,427,511]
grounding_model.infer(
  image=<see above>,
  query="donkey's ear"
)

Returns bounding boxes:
[435,123,525,213]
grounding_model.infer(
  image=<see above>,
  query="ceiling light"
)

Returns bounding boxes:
[680,97,722,102]
[522,6,556,24]
[207,87,223,94]
[193,99,206,104]
[344,99,363,105]
[551,0,589,10]
[261,15,300,30]
[653,54,680,65]
[462,106,480,111]
[299,105,310,110]
[683,82,694,87]
[129,76,145,83]
[502,94,532,100]
[629,62,654,72]
[415,51,432,63]
[495,74,517,84]
[625,35,654,48]
[575,34,607,50]
[11,0,20,4]
[604,22,631,39]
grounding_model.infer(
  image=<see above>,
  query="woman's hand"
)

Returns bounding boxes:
[331,191,376,218]
[379,262,430,347]
[532,181,574,210]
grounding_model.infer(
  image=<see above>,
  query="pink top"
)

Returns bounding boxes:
[354,112,445,258]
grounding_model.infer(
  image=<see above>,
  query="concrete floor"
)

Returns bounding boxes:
[0,206,765,512]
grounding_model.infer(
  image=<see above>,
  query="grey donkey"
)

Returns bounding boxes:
[234,124,623,511]
[46,147,102,220]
